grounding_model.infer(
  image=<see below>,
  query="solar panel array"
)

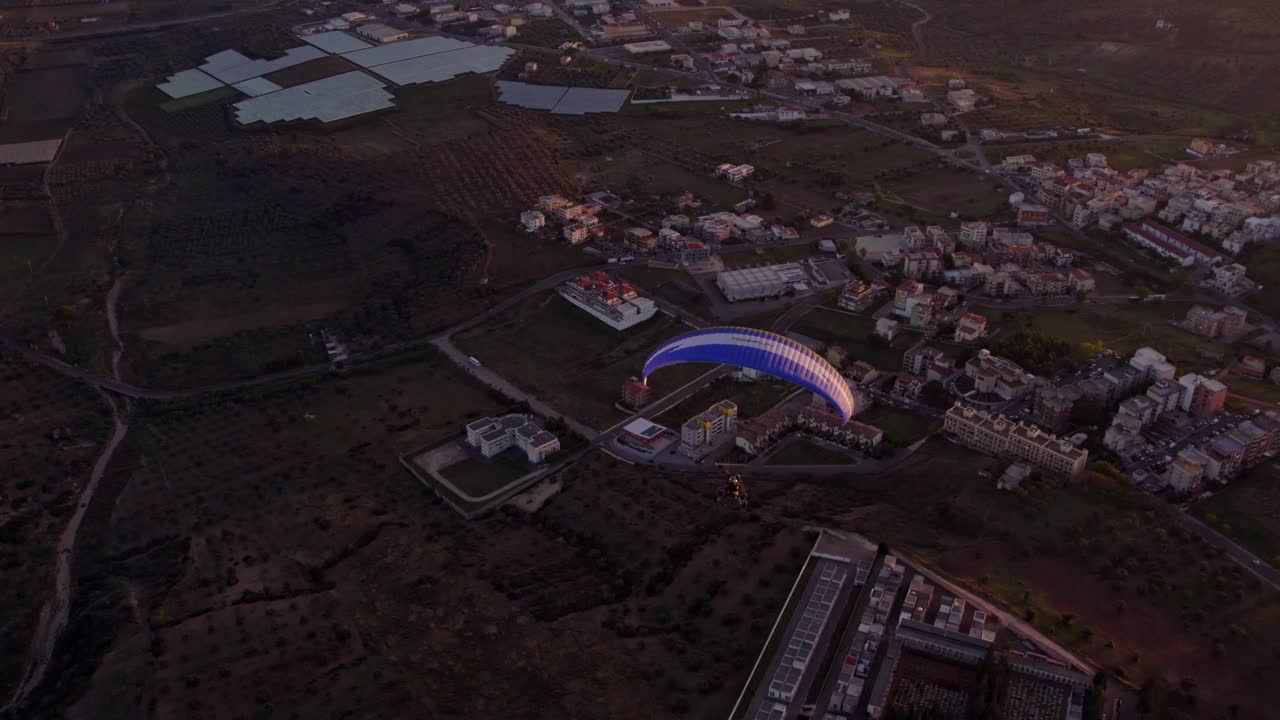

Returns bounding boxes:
[764,561,847,705]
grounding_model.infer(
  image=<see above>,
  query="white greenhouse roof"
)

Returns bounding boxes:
[554,86,630,114]
[200,46,327,84]
[494,81,629,114]
[301,31,373,53]
[156,68,225,99]
[232,77,285,97]
[0,138,62,166]
[369,44,513,85]
[233,71,395,125]
[494,80,567,110]
[339,35,470,67]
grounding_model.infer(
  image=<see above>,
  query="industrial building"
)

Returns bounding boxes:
[557,272,658,330]
[464,414,560,463]
[716,266,790,301]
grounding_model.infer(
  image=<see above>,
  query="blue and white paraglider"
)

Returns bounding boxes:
[643,326,856,422]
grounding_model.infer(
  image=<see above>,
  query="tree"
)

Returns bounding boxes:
[1138,677,1169,720]
[1083,672,1108,720]
[759,192,776,210]
[921,380,950,408]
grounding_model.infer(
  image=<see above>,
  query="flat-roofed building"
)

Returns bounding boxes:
[464,414,560,463]
[717,266,788,301]
[965,349,1035,400]
[944,403,1087,477]
[681,400,738,456]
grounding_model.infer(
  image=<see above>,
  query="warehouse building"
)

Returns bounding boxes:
[716,266,789,301]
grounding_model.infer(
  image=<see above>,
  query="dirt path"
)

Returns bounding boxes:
[4,392,128,714]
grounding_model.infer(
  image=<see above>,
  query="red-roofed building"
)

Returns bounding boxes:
[1122,220,1224,266]
[621,376,655,408]
[954,313,987,343]
[1069,268,1095,293]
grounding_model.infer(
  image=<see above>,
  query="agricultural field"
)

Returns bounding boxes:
[879,165,1011,221]
[986,137,1190,173]
[649,7,735,28]
[454,291,697,428]
[790,305,919,369]
[31,350,809,720]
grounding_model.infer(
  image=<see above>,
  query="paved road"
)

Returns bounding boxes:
[431,334,600,437]
[1178,508,1280,590]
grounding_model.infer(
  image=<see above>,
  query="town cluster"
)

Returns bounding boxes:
[1006,153,1280,268]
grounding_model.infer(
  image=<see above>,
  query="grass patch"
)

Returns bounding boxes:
[977,302,1228,372]
[721,244,818,269]
[158,85,240,113]
[515,18,583,48]
[454,291,693,428]
[0,233,55,297]
[1193,461,1280,566]
[440,451,534,498]
[1225,376,1280,403]
[858,406,939,446]
[790,306,916,368]
[1241,243,1280,319]
[654,376,798,427]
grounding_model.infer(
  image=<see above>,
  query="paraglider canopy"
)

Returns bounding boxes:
[643,326,855,422]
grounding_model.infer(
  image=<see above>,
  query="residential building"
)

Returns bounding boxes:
[563,223,591,244]
[465,414,560,463]
[903,346,944,376]
[1068,268,1095,294]
[1122,219,1224,266]
[837,279,877,311]
[892,374,925,400]
[621,376,655,408]
[1239,355,1267,379]
[943,403,1088,477]
[847,360,879,385]
[680,241,711,266]
[1206,263,1253,297]
[1167,448,1212,493]
[558,272,658,330]
[1178,373,1228,418]
[875,317,900,340]
[902,250,942,279]
[735,399,882,456]
[1129,346,1176,381]
[716,162,755,183]
[965,349,1035,400]
[681,400,738,456]
[1032,384,1081,434]
[520,209,545,232]
[958,221,988,249]
[1146,379,1183,415]
[953,313,987,343]
[1016,203,1053,226]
